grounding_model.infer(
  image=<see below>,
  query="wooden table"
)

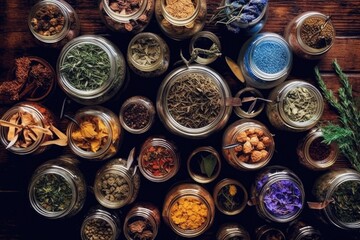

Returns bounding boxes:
[0,0,359,239]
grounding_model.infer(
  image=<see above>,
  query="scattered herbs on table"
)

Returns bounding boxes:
[283,87,317,122]
[83,218,113,240]
[315,60,360,172]
[127,217,154,240]
[166,72,222,129]
[331,180,360,223]
[97,172,130,202]
[30,4,65,36]
[123,103,151,130]
[141,146,175,177]
[60,43,111,90]
[300,16,334,49]
[34,173,72,212]
[130,36,161,67]
[217,184,244,212]
[191,152,218,178]
[308,137,331,161]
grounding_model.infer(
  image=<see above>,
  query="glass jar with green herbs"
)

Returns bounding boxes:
[266,80,324,132]
[28,156,87,219]
[216,222,250,240]
[310,168,360,230]
[57,35,127,105]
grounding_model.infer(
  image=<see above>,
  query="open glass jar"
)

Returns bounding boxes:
[157,64,232,139]
[28,156,87,219]
[57,35,127,105]
[0,102,56,155]
[284,11,335,59]
[266,80,324,132]
[255,225,285,240]
[155,0,207,40]
[287,220,323,240]
[28,0,80,48]
[222,119,275,171]
[162,183,215,238]
[216,222,250,240]
[189,31,222,65]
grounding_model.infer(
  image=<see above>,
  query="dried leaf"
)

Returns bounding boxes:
[225,56,245,83]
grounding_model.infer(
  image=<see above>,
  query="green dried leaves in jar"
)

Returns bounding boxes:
[130,37,161,67]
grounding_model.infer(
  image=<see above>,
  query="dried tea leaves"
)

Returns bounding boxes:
[130,37,161,67]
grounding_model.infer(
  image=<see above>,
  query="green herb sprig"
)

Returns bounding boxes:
[314,60,360,171]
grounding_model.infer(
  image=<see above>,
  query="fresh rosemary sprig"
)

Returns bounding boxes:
[314,60,360,171]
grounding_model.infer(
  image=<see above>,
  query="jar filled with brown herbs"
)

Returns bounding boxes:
[0,101,66,155]
[80,205,121,240]
[99,0,154,34]
[216,222,250,240]
[155,0,207,40]
[266,80,324,132]
[127,32,170,78]
[255,225,286,240]
[28,156,87,219]
[28,0,80,48]
[284,11,335,59]
[222,119,275,171]
[94,156,140,209]
[67,106,122,161]
[287,220,323,240]
[297,127,339,170]
[310,168,360,230]
[157,65,232,139]
[119,96,156,134]
[123,202,161,240]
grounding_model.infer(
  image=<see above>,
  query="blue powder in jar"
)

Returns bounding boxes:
[252,41,289,74]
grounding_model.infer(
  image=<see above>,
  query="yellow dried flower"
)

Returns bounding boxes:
[229,184,237,196]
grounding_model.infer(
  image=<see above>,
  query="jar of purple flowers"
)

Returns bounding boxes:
[249,165,305,223]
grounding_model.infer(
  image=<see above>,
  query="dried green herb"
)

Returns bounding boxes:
[315,60,360,171]
[199,154,217,178]
[130,37,161,66]
[217,184,243,211]
[60,43,111,90]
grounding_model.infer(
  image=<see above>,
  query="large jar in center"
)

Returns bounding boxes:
[157,65,232,139]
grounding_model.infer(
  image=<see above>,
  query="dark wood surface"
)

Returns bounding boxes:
[1,0,360,239]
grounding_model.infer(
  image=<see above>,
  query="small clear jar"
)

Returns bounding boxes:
[28,156,87,219]
[99,0,154,34]
[28,0,80,48]
[266,80,324,132]
[94,157,140,209]
[123,202,161,240]
[67,106,122,161]
[255,225,285,240]
[311,169,360,230]
[233,87,265,119]
[284,11,335,60]
[119,96,156,134]
[162,183,215,238]
[127,32,170,78]
[157,64,232,139]
[138,137,180,182]
[0,102,56,155]
[222,119,275,171]
[297,128,339,170]
[216,222,250,240]
[213,178,248,215]
[287,220,323,240]
[80,205,121,240]
[187,146,221,184]
[155,0,207,40]
[237,32,293,89]
[250,166,305,223]
[57,35,127,105]
[189,31,222,65]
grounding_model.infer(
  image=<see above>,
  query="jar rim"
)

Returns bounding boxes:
[188,31,222,65]
[103,0,148,22]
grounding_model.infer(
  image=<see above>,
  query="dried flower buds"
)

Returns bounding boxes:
[30,4,65,36]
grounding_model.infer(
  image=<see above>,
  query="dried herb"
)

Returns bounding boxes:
[97,172,130,202]
[108,0,141,15]
[60,43,111,90]
[199,153,217,178]
[141,146,175,177]
[34,173,72,212]
[308,137,331,161]
[123,103,151,130]
[30,4,65,36]
[83,218,113,240]
[300,16,334,49]
[130,36,161,66]
[217,184,243,211]
[315,60,360,171]
[127,218,154,240]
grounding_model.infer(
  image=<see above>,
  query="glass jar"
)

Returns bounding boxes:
[155,0,207,40]
[222,119,275,171]
[213,178,248,215]
[189,31,222,65]
[127,32,170,78]
[233,87,265,119]
[57,35,127,105]
[99,0,154,34]
[250,166,305,223]
[284,11,335,60]
[28,0,80,48]
[187,146,221,184]
[287,220,323,240]
[255,225,285,240]
[138,137,180,182]
[237,32,293,89]
[94,157,140,209]
[311,169,360,230]
[297,128,339,170]
[123,202,161,240]
[0,102,56,155]
[80,205,121,240]
[162,183,215,238]
[119,96,156,134]
[157,64,232,139]
[28,156,87,219]
[216,222,250,240]
[266,80,324,132]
